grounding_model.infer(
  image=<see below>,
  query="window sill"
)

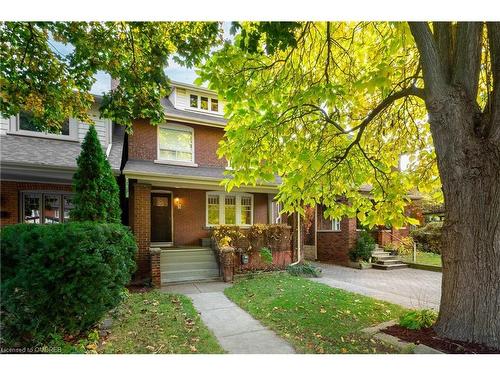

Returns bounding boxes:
[185,107,223,117]
[6,131,79,142]
[204,224,253,230]
[154,159,198,168]
[317,230,342,233]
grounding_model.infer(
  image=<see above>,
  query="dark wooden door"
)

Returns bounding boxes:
[151,193,172,243]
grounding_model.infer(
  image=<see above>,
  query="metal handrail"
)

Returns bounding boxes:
[388,231,417,263]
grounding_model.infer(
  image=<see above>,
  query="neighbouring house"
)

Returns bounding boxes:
[0,97,124,228]
[0,81,421,286]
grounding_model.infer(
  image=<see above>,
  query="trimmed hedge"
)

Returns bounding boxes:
[410,221,443,254]
[0,222,137,347]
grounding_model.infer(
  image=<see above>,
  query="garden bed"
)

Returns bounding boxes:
[381,325,500,354]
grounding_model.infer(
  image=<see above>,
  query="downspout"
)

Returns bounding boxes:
[290,213,301,266]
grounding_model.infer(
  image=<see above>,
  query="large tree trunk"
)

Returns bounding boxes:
[427,89,500,349]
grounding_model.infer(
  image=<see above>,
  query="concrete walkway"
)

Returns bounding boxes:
[162,281,295,354]
[312,262,441,310]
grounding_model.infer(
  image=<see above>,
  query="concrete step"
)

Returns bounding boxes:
[375,259,404,265]
[159,247,220,284]
[162,268,221,283]
[161,261,219,272]
[372,255,399,261]
[372,263,408,270]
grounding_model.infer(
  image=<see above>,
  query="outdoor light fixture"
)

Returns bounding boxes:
[174,197,182,210]
[241,254,249,264]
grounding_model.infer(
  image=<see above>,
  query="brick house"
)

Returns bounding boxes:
[0,81,420,285]
[0,97,124,228]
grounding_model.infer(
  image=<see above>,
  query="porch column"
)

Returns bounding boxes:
[131,182,151,281]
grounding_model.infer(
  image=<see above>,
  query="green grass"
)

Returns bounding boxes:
[400,251,442,267]
[224,274,408,354]
[100,290,224,354]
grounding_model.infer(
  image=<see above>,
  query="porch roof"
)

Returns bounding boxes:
[123,159,281,192]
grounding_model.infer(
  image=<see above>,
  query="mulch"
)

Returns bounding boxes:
[381,325,500,354]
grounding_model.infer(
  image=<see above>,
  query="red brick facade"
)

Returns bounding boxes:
[128,181,270,280]
[128,119,226,167]
[316,217,358,265]
[0,181,72,227]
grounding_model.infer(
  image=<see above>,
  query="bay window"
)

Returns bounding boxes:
[158,124,194,164]
[206,192,254,226]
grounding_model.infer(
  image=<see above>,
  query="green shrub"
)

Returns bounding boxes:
[0,222,137,347]
[349,231,375,262]
[286,262,322,278]
[410,222,442,254]
[399,309,437,330]
[259,247,273,264]
[71,125,121,223]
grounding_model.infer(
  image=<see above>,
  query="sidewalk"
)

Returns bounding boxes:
[162,282,295,354]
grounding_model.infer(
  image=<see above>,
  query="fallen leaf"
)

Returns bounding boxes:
[320,308,327,314]
[190,345,197,352]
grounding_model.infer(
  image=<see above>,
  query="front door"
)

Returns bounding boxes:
[151,192,173,244]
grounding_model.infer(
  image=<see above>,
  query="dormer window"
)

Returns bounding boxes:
[188,93,220,114]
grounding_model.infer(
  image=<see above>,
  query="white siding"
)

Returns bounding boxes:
[175,88,189,110]
[0,116,10,135]
[77,106,111,146]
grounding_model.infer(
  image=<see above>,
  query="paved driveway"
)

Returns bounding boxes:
[312,262,441,310]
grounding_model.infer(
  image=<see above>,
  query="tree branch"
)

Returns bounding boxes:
[433,22,453,81]
[486,22,500,144]
[452,22,483,101]
[408,22,447,98]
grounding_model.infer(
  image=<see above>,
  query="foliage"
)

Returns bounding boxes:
[71,125,121,222]
[211,224,291,253]
[399,309,438,330]
[0,222,137,347]
[225,274,406,353]
[100,291,224,354]
[199,22,434,228]
[286,262,322,278]
[410,222,443,254]
[47,329,100,354]
[259,247,273,263]
[384,236,415,256]
[349,231,375,262]
[0,21,222,130]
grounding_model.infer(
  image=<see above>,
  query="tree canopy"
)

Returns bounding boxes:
[198,22,442,227]
[0,21,221,130]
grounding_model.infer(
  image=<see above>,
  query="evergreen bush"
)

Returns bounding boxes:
[71,125,121,223]
[0,222,137,347]
[348,230,375,262]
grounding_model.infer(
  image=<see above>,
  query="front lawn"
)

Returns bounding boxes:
[100,290,224,354]
[225,274,407,354]
[400,251,442,267]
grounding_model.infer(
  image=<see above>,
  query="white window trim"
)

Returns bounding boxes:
[317,218,342,232]
[205,191,254,227]
[8,114,79,141]
[187,92,222,115]
[156,123,197,166]
[20,191,74,224]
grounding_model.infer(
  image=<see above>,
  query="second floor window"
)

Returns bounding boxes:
[158,124,194,163]
[19,111,70,136]
[189,94,220,114]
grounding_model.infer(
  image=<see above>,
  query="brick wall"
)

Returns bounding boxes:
[129,182,270,279]
[128,120,226,167]
[0,181,72,227]
[129,182,151,279]
[316,217,357,265]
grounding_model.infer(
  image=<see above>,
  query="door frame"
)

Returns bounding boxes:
[150,190,174,247]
